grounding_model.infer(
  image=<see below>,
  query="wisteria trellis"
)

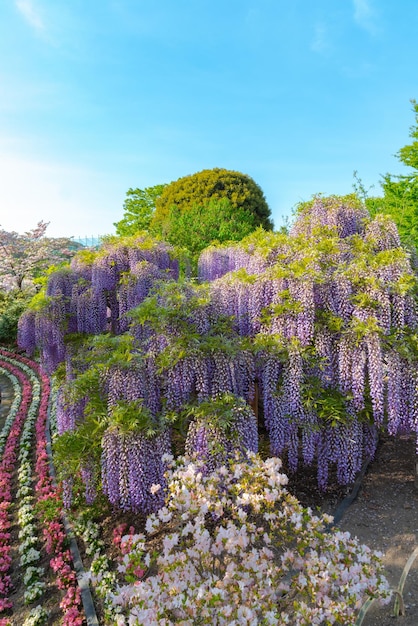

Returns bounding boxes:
[17,198,418,509]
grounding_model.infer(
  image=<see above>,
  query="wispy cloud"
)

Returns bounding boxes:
[353,0,379,35]
[15,0,45,32]
[311,22,331,54]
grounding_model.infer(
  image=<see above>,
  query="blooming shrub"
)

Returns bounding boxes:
[110,453,390,625]
[22,605,49,626]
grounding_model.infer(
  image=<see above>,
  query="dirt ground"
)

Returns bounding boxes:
[280,431,418,625]
[335,433,418,625]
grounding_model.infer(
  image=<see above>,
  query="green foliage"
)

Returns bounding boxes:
[130,281,214,336]
[152,168,273,236]
[361,101,418,250]
[343,243,415,298]
[163,197,261,267]
[315,310,344,334]
[260,289,304,322]
[235,227,289,260]
[0,290,32,344]
[72,247,98,265]
[301,376,352,427]
[108,399,162,436]
[182,393,250,433]
[57,333,134,408]
[397,99,418,170]
[53,421,101,480]
[384,328,418,363]
[129,281,245,372]
[114,184,167,236]
[70,331,135,370]
[35,493,63,524]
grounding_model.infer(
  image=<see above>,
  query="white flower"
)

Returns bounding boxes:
[20,547,41,566]
[145,515,160,534]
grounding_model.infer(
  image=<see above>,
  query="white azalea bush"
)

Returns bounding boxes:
[110,453,390,625]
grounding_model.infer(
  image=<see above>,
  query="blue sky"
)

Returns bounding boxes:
[0,0,417,238]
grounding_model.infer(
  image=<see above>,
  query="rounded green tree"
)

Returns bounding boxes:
[151,167,273,235]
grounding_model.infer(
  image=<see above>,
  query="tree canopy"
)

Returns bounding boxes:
[151,168,273,234]
[364,100,418,250]
[163,197,263,267]
[113,184,167,236]
[20,196,418,498]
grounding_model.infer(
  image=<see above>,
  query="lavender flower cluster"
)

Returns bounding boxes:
[18,236,178,373]
[199,198,418,486]
[184,395,258,474]
[289,195,369,239]
[101,428,170,512]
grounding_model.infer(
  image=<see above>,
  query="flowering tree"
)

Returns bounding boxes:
[0,221,76,291]
[201,195,418,487]
[17,196,418,508]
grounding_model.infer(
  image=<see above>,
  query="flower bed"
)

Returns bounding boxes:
[0,350,84,625]
[0,357,33,618]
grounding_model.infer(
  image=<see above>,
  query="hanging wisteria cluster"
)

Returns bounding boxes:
[203,195,418,487]
[128,281,256,408]
[101,427,170,512]
[18,235,179,373]
[184,393,259,474]
[49,279,259,511]
[198,229,290,281]
[18,195,418,510]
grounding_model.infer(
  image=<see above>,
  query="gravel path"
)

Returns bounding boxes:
[0,372,14,418]
[337,434,418,625]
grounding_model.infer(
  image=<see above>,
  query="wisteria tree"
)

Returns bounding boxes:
[17,195,418,511]
[202,195,418,487]
[0,221,76,291]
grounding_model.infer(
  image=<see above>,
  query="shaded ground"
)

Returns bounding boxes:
[335,433,418,625]
[281,432,418,624]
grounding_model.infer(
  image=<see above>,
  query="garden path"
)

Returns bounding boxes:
[337,433,418,625]
[0,373,13,419]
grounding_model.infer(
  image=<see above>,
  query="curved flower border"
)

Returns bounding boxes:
[0,350,85,625]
